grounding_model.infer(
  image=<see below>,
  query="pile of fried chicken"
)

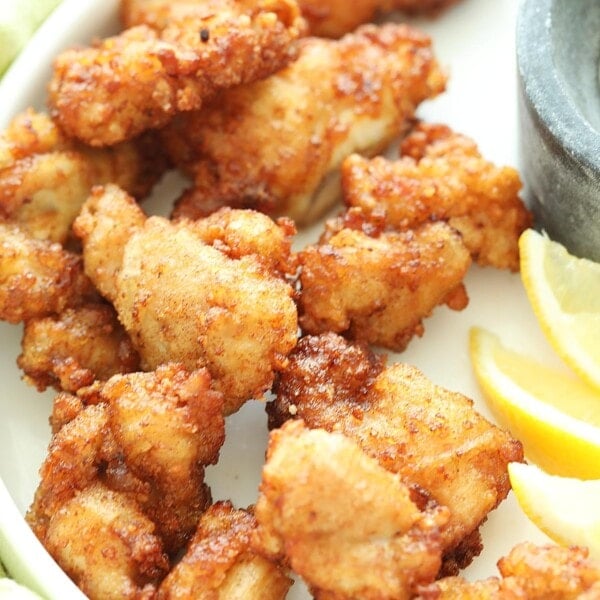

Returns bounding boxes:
[1,0,598,598]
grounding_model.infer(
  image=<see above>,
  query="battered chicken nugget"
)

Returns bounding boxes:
[74,185,298,414]
[48,0,304,146]
[166,23,446,226]
[253,420,449,599]
[29,365,224,554]
[101,365,225,551]
[158,501,292,599]
[0,109,168,243]
[416,542,600,599]
[269,334,524,574]
[298,216,470,351]
[342,123,532,271]
[18,302,140,393]
[44,482,169,600]
[0,223,97,323]
[298,0,461,38]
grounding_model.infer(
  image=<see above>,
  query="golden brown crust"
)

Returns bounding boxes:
[27,402,115,540]
[270,333,524,571]
[186,207,298,279]
[254,420,449,599]
[158,501,292,599]
[28,364,225,559]
[0,109,169,243]
[341,122,532,271]
[102,365,225,551]
[298,0,461,37]
[417,542,600,599]
[0,223,97,323]
[44,482,169,600]
[74,185,299,414]
[73,185,147,303]
[298,218,470,350]
[166,23,446,226]
[18,302,140,393]
[48,1,305,146]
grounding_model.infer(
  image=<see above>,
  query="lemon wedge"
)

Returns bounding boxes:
[519,228,600,392]
[469,326,600,479]
[508,462,600,560]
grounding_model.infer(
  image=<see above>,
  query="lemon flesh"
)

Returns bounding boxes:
[509,462,600,561]
[470,326,600,479]
[519,228,600,392]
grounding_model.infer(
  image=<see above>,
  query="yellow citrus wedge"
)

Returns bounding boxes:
[508,462,600,560]
[469,326,600,479]
[519,228,600,392]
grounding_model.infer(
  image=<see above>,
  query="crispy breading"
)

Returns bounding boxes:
[18,302,140,393]
[121,0,304,32]
[185,206,298,278]
[0,109,168,243]
[342,123,532,271]
[101,365,225,551]
[417,542,600,599]
[28,402,117,541]
[0,151,107,244]
[28,364,224,558]
[269,333,524,573]
[0,223,97,323]
[73,185,298,414]
[165,23,446,226]
[298,217,470,350]
[298,0,461,37]
[49,391,87,433]
[158,501,292,599]
[48,1,305,146]
[72,185,147,303]
[44,482,169,600]
[253,420,449,599]
[0,109,65,163]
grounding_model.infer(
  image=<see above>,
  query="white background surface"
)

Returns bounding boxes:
[0,0,559,598]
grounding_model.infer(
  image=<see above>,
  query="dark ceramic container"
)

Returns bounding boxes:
[517,0,600,261]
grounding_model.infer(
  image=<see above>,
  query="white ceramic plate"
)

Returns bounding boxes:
[0,0,559,598]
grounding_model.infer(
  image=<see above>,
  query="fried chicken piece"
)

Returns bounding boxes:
[0,109,168,243]
[48,1,305,146]
[165,23,446,226]
[298,0,461,38]
[73,185,298,414]
[18,303,140,393]
[269,333,524,573]
[0,223,97,323]
[253,420,449,599]
[342,123,532,271]
[28,364,224,554]
[417,542,600,599]
[158,501,292,599]
[102,365,225,551]
[298,216,470,350]
[44,482,169,600]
